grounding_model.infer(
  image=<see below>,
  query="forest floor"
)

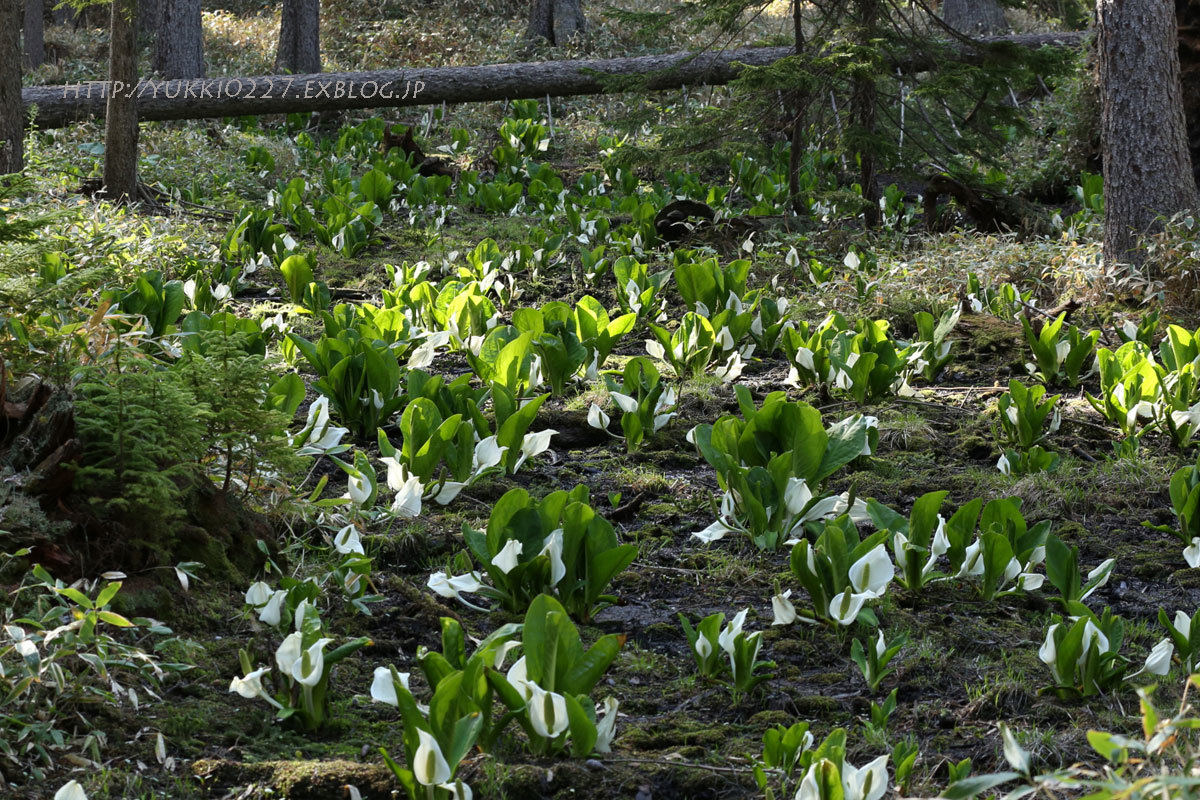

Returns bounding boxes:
[9,2,1197,800]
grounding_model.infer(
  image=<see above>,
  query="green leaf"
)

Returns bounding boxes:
[942,772,1023,800]
[97,610,134,627]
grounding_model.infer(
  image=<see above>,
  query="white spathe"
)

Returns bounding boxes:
[275,632,303,674]
[229,667,271,699]
[55,781,88,800]
[594,696,620,753]
[413,728,452,786]
[772,590,797,626]
[333,525,364,555]
[245,580,272,607]
[292,638,334,687]
[528,683,570,738]
[848,546,894,597]
[258,590,287,627]
[491,539,524,574]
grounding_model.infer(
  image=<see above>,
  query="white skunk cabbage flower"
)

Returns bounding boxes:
[491,539,523,574]
[333,525,364,555]
[1129,638,1174,679]
[828,589,872,626]
[55,781,88,800]
[245,581,272,607]
[587,403,610,430]
[717,609,749,656]
[413,728,452,786]
[772,590,797,626]
[848,546,894,598]
[513,430,556,472]
[528,683,569,738]
[275,632,303,674]
[258,590,287,627]
[427,571,487,611]
[1186,537,1200,568]
[594,696,620,753]
[842,754,889,800]
[292,638,334,687]
[229,667,271,699]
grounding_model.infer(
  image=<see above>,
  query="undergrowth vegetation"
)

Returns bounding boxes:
[6,1,1200,799]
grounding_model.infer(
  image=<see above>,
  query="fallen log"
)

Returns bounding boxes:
[22,32,1086,129]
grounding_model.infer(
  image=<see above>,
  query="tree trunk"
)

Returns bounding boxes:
[24,0,44,69]
[526,0,586,45]
[1098,0,1196,266]
[853,0,881,226]
[152,0,204,78]
[139,0,159,45]
[1,0,23,173]
[1176,0,1200,185]
[788,0,812,215]
[22,33,1087,129]
[941,0,1008,35]
[103,0,139,203]
[275,0,321,75]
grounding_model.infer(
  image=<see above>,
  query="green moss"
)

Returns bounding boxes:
[621,716,733,750]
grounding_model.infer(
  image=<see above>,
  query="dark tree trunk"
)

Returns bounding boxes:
[1176,0,1200,185]
[275,0,321,75]
[526,0,586,45]
[1099,0,1196,266]
[24,0,44,69]
[152,0,204,78]
[788,0,812,215]
[1,0,23,173]
[941,0,1008,35]
[139,0,159,45]
[853,0,880,226]
[104,0,140,202]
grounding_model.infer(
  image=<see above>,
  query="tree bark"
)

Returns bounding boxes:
[853,0,881,226]
[941,0,1008,35]
[152,0,204,78]
[22,33,1087,129]
[788,0,812,215]
[275,0,321,75]
[103,0,140,202]
[139,0,159,45]
[1098,0,1196,266]
[24,0,44,69]
[1176,0,1200,185]
[1,0,23,173]
[526,0,586,45]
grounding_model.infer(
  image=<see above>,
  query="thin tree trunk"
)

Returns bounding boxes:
[941,0,1008,35]
[1,0,23,173]
[1098,0,1196,266]
[103,0,139,202]
[152,0,204,78]
[24,0,44,69]
[526,0,586,45]
[1176,0,1200,186]
[853,0,880,226]
[788,0,812,215]
[275,0,321,75]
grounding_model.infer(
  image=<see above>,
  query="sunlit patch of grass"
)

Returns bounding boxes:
[876,408,937,451]
[1009,451,1175,518]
